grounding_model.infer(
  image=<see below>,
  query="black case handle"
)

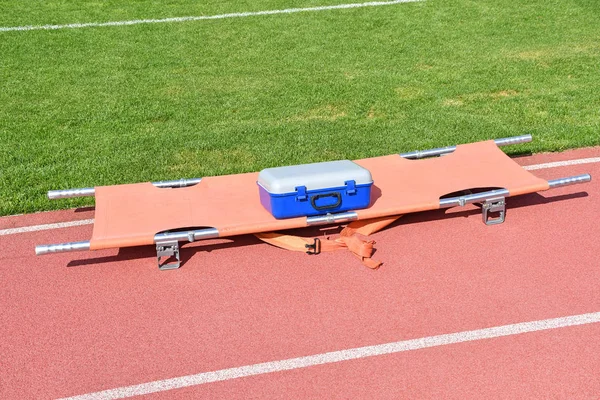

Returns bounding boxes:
[310,192,342,210]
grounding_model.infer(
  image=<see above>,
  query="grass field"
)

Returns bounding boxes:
[1,0,599,216]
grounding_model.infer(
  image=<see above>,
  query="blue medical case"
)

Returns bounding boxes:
[257,160,373,219]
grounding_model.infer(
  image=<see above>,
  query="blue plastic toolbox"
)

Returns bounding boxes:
[257,160,373,219]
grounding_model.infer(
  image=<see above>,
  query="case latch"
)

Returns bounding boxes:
[295,186,308,201]
[345,180,357,195]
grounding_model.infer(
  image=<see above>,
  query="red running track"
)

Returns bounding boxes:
[0,147,599,399]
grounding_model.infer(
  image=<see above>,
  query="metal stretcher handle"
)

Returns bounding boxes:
[47,135,533,199]
[35,228,220,256]
[399,134,532,159]
[548,174,592,188]
[35,241,91,255]
[47,178,202,200]
[438,174,591,208]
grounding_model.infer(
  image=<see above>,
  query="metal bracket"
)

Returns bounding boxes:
[482,196,506,225]
[156,240,181,270]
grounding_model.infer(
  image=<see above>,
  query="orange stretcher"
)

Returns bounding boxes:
[35,135,591,269]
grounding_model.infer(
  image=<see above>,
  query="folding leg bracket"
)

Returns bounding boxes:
[156,240,181,270]
[482,196,506,225]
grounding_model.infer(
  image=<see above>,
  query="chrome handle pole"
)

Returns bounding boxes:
[35,227,221,256]
[400,134,532,159]
[47,178,203,199]
[35,241,91,255]
[548,174,591,188]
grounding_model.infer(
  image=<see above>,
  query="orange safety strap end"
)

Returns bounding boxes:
[342,215,403,236]
[254,215,402,269]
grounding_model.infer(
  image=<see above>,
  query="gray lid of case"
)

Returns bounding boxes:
[257,160,373,194]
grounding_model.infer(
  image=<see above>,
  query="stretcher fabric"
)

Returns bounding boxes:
[89,140,549,250]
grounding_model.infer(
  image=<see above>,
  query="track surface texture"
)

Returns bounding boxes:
[1,147,599,399]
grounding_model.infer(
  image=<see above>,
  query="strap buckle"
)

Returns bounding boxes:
[305,238,321,255]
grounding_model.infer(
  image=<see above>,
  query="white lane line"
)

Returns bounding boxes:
[0,219,94,236]
[523,157,600,171]
[59,311,600,400]
[2,155,598,236]
[0,0,423,32]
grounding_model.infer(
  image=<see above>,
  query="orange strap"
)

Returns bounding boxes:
[254,215,401,269]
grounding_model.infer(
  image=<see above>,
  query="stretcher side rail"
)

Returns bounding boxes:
[47,178,203,200]
[399,134,532,159]
[45,135,534,201]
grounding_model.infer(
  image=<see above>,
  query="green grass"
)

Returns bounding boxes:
[1,0,599,216]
